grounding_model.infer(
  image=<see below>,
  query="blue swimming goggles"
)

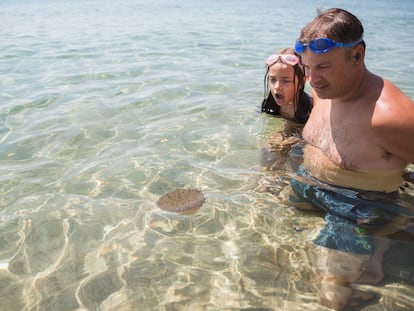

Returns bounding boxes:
[294,37,363,54]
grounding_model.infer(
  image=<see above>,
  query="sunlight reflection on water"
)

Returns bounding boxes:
[0,0,413,310]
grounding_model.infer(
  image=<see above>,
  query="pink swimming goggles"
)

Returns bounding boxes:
[266,54,302,68]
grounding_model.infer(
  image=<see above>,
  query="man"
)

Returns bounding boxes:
[291,8,414,310]
[294,8,414,193]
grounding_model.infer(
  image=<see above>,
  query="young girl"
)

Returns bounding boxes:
[262,47,312,123]
[260,47,312,171]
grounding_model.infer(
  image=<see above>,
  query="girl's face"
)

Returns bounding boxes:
[268,63,298,107]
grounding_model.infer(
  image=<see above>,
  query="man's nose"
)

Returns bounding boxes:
[306,69,317,84]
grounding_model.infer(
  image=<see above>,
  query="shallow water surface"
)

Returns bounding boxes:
[0,0,414,310]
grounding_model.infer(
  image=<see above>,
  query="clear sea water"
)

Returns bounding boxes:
[1,0,413,310]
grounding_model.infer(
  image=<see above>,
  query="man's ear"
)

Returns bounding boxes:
[353,45,365,63]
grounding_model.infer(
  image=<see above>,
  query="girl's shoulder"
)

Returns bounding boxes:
[295,91,313,123]
[303,91,314,107]
[261,95,280,116]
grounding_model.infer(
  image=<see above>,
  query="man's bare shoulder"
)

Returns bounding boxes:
[372,79,414,164]
[372,78,414,126]
[375,79,414,111]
